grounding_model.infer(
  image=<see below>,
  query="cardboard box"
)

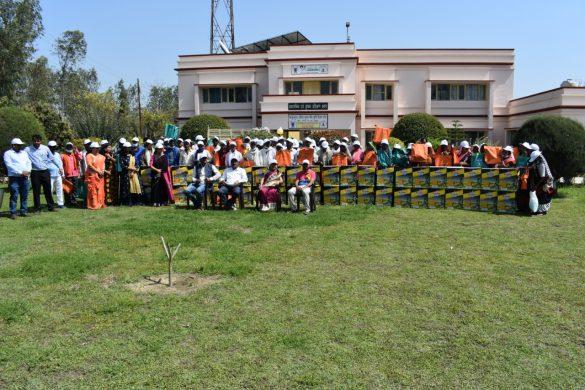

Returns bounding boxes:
[241,186,254,206]
[376,167,395,187]
[357,166,376,186]
[445,190,464,209]
[340,186,357,205]
[410,189,428,209]
[252,167,267,187]
[313,185,322,205]
[172,185,188,205]
[429,168,447,188]
[393,188,411,208]
[357,186,375,205]
[395,168,413,188]
[499,169,519,192]
[446,168,464,188]
[321,166,340,186]
[463,168,482,190]
[480,191,498,212]
[311,165,321,185]
[428,189,446,209]
[340,166,358,186]
[481,169,499,191]
[497,192,517,214]
[412,167,430,188]
[462,190,481,211]
[245,166,254,185]
[375,187,393,206]
[322,186,340,205]
[172,167,190,186]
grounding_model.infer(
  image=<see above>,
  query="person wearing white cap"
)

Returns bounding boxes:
[433,139,453,166]
[3,138,32,218]
[527,149,554,215]
[332,142,351,166]
[118,142,142,205]
[131,136,140,144]
[47,141,65,208]
[288,159,316,214]
[60,142,83,206]
[85,142,107,210]
[195,135,205,142]
[224,141,243,168]
[24,134,57,212]
[150,142,175,206]
[377,140,392,168]
[296,138,316,165]
[350,133,359,143]
[350,140,364,165]
[517,142,532,167]
[500,146,516,167]
[456,141,472,166]
[245,139,263,167]
[100,140,109,147]
[184,151,220,209]
[179,139,194,167]
[165,138,180,167]
[316,140,332,165]
[529,143,540,152]
[218,157,248,210]
[139,139,154,168]
[274,142,292,166]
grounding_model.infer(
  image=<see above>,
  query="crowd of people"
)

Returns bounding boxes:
[2,132,555,218]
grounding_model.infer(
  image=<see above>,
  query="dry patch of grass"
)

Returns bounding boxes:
[126,273,222,295]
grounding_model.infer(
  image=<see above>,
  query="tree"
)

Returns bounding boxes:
[447,119,466,143]
[15,56,56,106]
[143,110,171,140]
[147,85,178,117]
[25,103,74,145]
[392,113,448,144]
[513,115,585,179]
[68,91,122,140]
[0,106,44,153]
[181,114,228,139]
[0,0,43,100]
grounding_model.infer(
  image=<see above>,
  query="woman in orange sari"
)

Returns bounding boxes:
[85,142,107,210]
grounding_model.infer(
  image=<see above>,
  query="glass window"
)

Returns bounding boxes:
[235,87,249,103]
[201,86,251,103]
[366,84,372,100]
[437,84,450,100]
[432,83,486,101]
[202,89,209,103]
[365,84,392,101]
[285,81,303,95]
[208,88,221,103]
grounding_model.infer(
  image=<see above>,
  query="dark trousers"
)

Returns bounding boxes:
[30,170,55,211]
[65,176,79,205]
[218,184,241,208]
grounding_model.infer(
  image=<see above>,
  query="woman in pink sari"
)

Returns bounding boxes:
[149,142,175,206]
[258,160,283,211]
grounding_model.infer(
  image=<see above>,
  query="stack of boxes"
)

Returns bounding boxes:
[375,167,394,206]
[171,166,191,205]
[322,166,340,205]
[357,166,376,205]
[393,168,412,208]
[339,166,358,205]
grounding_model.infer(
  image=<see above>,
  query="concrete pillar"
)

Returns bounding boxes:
[487,81,495,142]
[425,81,432,114]
[251,83,257,127]
[194,85,201,116]
[393,82,400,127]
[360,82,366,131]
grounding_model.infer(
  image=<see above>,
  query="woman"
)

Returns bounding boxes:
[101,144,118,205]
[500,146,516,167]
[362,142,377,167]
[85,142,107,210]
[119,142,142,205]
[258,160,283,211]
[150,142,175,207]
[528,151,554,215]
[332,143,351,166]
[455,141,471,166]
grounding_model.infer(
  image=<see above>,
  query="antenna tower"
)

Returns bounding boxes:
[210,0,235,54]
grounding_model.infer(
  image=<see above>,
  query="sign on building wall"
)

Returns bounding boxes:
[288,102,329,110]
[288,114,328,129]
[291,64,328,75]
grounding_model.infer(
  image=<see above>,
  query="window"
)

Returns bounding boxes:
[366,84,393,101]
[285,80,338,95]
[201,86,252,103]
[431,83,486,101]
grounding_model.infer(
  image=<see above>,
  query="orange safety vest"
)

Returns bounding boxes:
[513,147,519,161]
[332,154,349,166]
[434,153,453,167]
[410,144,429,163]
[372,127,392,144]
[483,146,502,165]
[297,147,314,164]
[361,150,377,167]
[240,159,254,168]
[275,149,292,166]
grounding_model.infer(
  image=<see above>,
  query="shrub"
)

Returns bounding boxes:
[392,113,447,143]
[0,106,45,153]
[25,103,75,145]
[181,114,229,140]
[241,129,273,140]
[513,115,585,179]
[387,137,405,148]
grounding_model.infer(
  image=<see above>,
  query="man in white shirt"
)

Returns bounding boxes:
[184,152,220,209]
[218,158,248,210]
[3,138,32,219]
[25,134,56,212]
[224,141,243,168]
[245,140,263,167]
[47,140,65,208]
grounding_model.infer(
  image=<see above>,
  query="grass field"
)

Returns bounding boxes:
[0,187,584,388]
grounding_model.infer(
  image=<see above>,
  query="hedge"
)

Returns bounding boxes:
[180,114,229,140]
[0,106,45,154]
[392,113,447,143]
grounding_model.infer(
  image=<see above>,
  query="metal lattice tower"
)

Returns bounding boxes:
[210,0,235,54]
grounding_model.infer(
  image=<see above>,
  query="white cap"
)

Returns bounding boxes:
[197,141,204,146]
[100,140,108,146]
[393,143,402,149]
[48,140,58,147]
[503,146,514,152]
[212,136,219,141]
[269,158,278,165]
[90,142,100,149]
[440,140,448,146]
[472,144,480,148]
[322,141,329,148]
[198,151,211,160]
[459,141,470,149]
[155,142,164,149]
[407,143,414,149]
[302,159,310,165]
[122,142,131,148]
[229,141,237,146]
[529,150,542,162]
[219,140,227,145]
[11,138,24,145]
[184,139,191,144]
[146,139,153,144]
[244,136,251,141]
[256,139,264,146]
[276,143,283,149]
[195,135,204,141]
[521,142,531,149]
[119,138,127,144]
[177,138,183,142]
[333,140,341,145]
[163,138,170,142]
[319,137,326,142]
[352,140,361,147]
[529,143,540,151]
[66,142,74,147]
[132,137,140,143]
[304,137,312,142]
[83,139,92,145]
[342,137,349,143]
[272,136,278,142]
[380,139,389,145]
[425,142,433,148]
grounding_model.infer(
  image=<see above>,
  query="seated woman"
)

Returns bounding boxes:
[470,144,488,168]
[258,160,283,212]
[500,146,516,167]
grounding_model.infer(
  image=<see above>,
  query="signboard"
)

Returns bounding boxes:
[292,64,328,75]
[288,114,328,129]
[288,102,328,110]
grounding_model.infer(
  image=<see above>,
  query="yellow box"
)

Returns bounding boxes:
[463,169,482,189]
[499,169,519,192]
[481,169,499,191]
[446,168,464,188]
[357,186,375,205]
[340,166,358,186]
[445,190,464,209]
[395,168,413,188]
[462,190,481,211]
[340,186,357,205]
[497,192,517,214]
[375,187,393,206]
[376,167,395,187]
[357,166,376,186]
[393,188,411,208]
[321,166,340,186]
[322,186,340,205]
[412,167,430,188]
[286,166,302,186]
[410,189,428,208]
[252,166,267,186]
[480,191,498,212]
[429,168,447,188]
[428,189,446,209]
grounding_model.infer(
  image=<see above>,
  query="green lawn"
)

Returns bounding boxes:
[0,188,584,388]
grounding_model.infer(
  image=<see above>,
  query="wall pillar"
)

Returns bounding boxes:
[488,81,495,142]
[360,82,366,130]
[193,85,201,116]
[393,82,400,127]
[424,81,432,114]
[251,83,257,127]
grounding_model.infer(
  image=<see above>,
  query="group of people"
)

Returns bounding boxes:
[3,132,554,218]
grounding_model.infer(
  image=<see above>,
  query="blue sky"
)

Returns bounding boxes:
[35,0,584,97]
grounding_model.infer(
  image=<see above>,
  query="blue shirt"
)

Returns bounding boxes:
[134,146,146,167]
[3,149,32,177]
[25,144,53,171]
[165,146,180,166]
[48,152,63,177]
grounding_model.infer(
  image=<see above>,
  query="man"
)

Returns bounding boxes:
[25,135,56,212]
[80,139,92,179]
[47,141,65,209]
[224,141,243,168]
[3,138,32,219]
[184,152,220,209]
[275,143,292,166]
[296,138,315,165]
[376,139,392,168]
[218,158,248,210]
[61,142,82,206]
[245,139,262,167]
[166,139,180,167]
[131,137,145,167]
[316,141,332,165]
[351,141,364,165]
[140,139,154,167]
[350,133,359,144]
[288,159,315,214]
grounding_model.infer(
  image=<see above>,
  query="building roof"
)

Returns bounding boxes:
[232,31,311,53]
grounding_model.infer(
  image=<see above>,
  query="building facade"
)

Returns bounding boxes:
[177,42,585,144]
